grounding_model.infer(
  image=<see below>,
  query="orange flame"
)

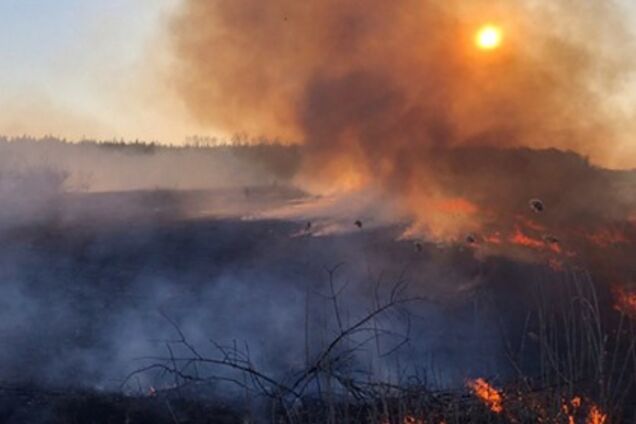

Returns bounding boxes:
[510,227,546,250]
[562,396,583,424]
[586,405,608,424]
[516,215,547,232]
[467,378,503,414]
[547,241,562,254]
[433,198,479,216]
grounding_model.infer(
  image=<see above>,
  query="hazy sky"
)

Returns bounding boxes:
[0,0,202,142]
[1,0,636,158]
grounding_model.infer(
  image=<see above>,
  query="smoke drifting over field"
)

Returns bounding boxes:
[0,155,512,394]
[0,139,632,404]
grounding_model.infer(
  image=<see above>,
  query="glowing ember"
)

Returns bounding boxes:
[516,215,546,232]
[613,285,636,318]
[467,378,503,414]
[484,233,503,245]
[475,25,503,50]
[548,257,564,272]
[585,227,630,247]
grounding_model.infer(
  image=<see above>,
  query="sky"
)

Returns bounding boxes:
[1,0,636,161]
[0,0,206,143]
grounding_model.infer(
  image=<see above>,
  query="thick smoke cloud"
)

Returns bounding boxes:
[169,1,632,163]
[167,0,636,241]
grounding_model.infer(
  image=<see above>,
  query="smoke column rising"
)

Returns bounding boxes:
[166,0,636,241]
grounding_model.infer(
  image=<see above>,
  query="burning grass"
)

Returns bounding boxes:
[0,143,632,422]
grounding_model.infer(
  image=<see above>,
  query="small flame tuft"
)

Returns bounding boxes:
[586,405,608,424]
[467,378,504,414]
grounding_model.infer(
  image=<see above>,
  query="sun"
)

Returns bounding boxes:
[475,25,502,50]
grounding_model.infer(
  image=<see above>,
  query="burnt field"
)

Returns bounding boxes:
[0,184,634,423]
[0,187,512,388]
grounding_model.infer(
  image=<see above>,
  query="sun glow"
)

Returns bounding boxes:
[475,25,502,50]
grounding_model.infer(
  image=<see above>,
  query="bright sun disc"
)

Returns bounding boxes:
[475,25,502,50]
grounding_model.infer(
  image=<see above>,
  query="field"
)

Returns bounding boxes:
[0,140,634,423]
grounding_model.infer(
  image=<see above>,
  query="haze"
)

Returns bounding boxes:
[1,0,636,169]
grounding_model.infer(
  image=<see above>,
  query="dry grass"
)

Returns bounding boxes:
[128,267,636,423]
